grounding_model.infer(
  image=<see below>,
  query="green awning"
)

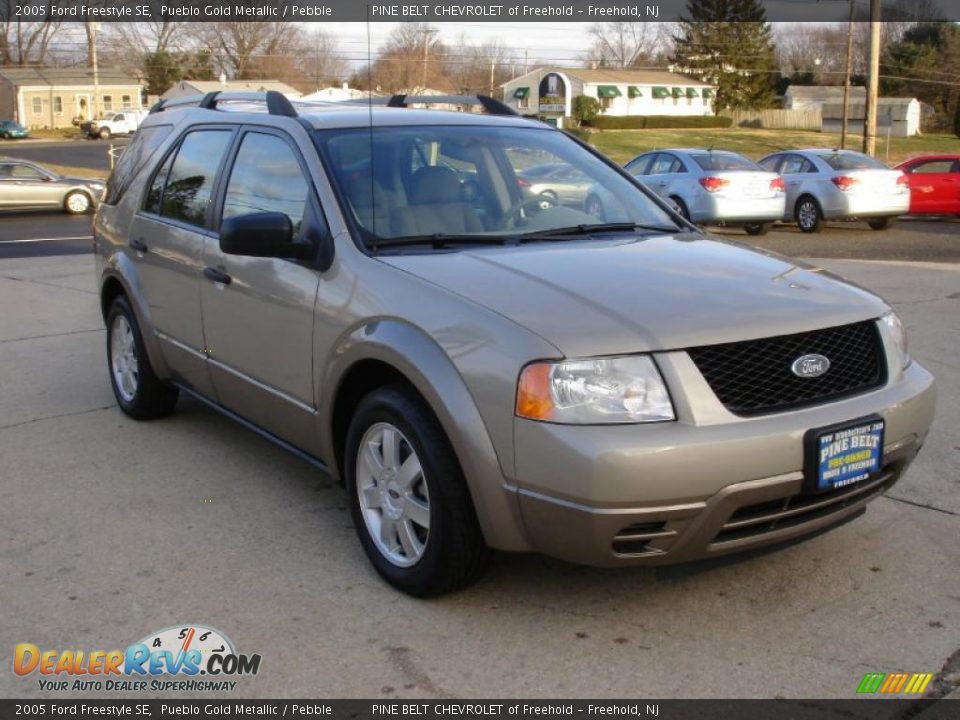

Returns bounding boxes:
[513,87,529,100]
[686,88,699,98]
[651,86,670,99]
[702,88,715,99]
[597,85,622,99]
[671,87,684,98]
[627,86,642,99]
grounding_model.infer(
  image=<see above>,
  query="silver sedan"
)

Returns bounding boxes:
[0,158,103,214]
[758,149,910,232]
[613,148,786,235]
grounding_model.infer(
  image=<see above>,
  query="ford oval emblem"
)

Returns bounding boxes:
[791,353,831,378]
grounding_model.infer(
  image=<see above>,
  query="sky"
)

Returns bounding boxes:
[327,22,599,68]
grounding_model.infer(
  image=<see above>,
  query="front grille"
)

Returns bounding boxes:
[711,471,891,545]
[687,321,886,415]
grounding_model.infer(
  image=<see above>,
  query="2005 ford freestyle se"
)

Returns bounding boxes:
[93,92,935,596]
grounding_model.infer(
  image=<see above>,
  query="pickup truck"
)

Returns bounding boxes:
[81,110,147,140]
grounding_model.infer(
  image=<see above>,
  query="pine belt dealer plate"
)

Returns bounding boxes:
[803,415,885,493]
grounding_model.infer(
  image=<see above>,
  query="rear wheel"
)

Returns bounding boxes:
[744,222,772,236]
[670,196,690,222]
[106,295,178,420]
[796,196,823,233]
[345,385,489,596]
[98,127,111,140]
[64,191,91,214]
[867,217,894,231]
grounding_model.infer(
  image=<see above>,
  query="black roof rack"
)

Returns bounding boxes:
[346,94,518,116]
[149,90,298,118]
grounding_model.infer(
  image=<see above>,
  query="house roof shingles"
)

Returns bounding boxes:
[0,67,141,87]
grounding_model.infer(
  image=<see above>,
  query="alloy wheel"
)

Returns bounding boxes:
[66,193,90,214]
[355,422,431,568]
[798,200,818,230]
[110,314,139,403]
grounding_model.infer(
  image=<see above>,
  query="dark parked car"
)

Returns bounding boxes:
[0,120,30,140]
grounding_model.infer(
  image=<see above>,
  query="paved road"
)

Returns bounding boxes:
[0,254,956,702]
[0,214,92,258]
[0,138,127,172]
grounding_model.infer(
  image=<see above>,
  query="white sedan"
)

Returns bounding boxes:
[758,149,910,233]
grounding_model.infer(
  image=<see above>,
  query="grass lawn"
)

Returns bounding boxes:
[46,164,108,179]
[590,128,959,165]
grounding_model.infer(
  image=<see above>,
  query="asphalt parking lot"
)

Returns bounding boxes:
[1,231,957,701]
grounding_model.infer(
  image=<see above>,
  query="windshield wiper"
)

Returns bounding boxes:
[515,222,680,241]
[368,233,510,250]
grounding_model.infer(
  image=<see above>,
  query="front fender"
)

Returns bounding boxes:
[319,319,532,553]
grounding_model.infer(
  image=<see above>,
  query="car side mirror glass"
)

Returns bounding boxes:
[219,212,312,260]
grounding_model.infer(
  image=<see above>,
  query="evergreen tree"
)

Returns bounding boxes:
[672,0,778,112]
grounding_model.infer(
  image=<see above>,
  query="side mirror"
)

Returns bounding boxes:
[219,212,313,259]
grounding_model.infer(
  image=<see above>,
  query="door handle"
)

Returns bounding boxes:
[203,266,232,285]
[129,237,148,253]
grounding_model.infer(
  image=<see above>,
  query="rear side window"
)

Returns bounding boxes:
[221,132,310,237]
[103,124,172,205]
[153,130,232,228]
[690,152,760,171]
[821,152,888,171]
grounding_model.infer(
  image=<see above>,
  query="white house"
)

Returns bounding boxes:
[161,79,302,101]
[301,83,371,102]
[784,86,922,137]
[501,67,716,126]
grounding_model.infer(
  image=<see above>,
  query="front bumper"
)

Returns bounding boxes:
[513,359,935,567]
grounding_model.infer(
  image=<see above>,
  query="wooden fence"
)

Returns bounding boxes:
[721,109,822,131]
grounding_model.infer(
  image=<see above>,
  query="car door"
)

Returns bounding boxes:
[126,127,235,397]
[902,158,956,214]
[777,154,811,217]
[643,153,678,199]
[199,127,324,452]
[551,166,592,205]
[4,162,62,207]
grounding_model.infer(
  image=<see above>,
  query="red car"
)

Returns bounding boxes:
[895,155,960,215]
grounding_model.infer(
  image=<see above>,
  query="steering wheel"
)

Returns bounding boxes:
[498,193,559,230]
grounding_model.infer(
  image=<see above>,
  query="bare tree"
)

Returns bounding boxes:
[203,21,306,80]
[299,28,348,92]
[584,22,674,69]
[369,23,449,93]
[1,11,61,66]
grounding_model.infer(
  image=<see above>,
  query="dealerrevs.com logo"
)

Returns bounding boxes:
[14,625,261,692]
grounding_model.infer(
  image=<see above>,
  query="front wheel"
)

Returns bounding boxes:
[106,295,179,420]
[345,385,489,596]
[64,191,91,214]
[584,194,604,219]
[744,222,772,236]
[867,217,894,231]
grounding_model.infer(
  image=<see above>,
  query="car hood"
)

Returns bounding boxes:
[378,234,888,357]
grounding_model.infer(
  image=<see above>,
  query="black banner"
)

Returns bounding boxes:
[1,0,959,23]
[0,700,958,720]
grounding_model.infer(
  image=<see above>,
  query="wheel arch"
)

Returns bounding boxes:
[320,319,530,553]
[98,260,171,380]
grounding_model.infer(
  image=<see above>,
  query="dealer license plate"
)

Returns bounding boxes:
[804,416,884,493]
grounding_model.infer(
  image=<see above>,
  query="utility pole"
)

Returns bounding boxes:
[90,21,100,119]
[862,0,881,155]
[489,61,495,95]
[840,0,854,149]
[420,28,435,93]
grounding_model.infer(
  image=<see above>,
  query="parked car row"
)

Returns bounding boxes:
[517,144,957,234]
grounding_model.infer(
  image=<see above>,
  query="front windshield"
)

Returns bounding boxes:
[316,125,678,245]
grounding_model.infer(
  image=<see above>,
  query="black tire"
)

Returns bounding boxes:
[584,194,604,219]
[867,217,894,231]
[345,385,489,597]
[106,295,178,420]
[64,190,92,215]
[98,127,111,140]
[0,132,9,140]
[795,196,823,234]
[538,190,558,209]
[744,222,772,236]
[670,196,690,222]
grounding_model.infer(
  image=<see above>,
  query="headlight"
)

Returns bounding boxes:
[881,311,911,369]
[516,355,675,424]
